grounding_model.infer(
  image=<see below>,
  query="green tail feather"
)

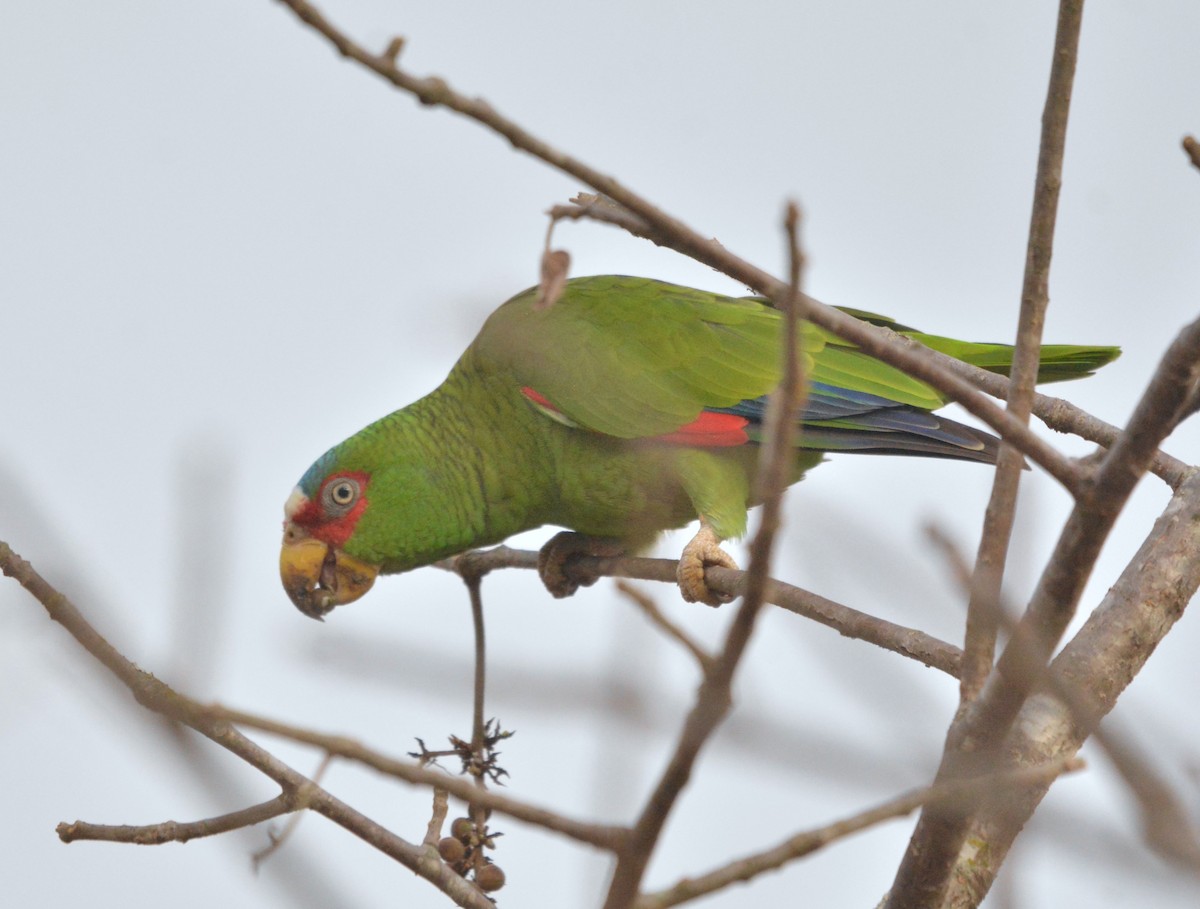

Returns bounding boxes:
[912,333,1121,383]
[832,307,1121,384]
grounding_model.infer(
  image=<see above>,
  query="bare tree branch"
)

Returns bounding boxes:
[602,201,810,909]
[976,314,1200,727]
[271,0,1090,496]
[208,703,626,850]
[959,0,1082,702]
[940,467,1200,905]
[634,756,1083,909]
[926,522,1200,872]
[616,581,714,672]
[251,754,335,869]
[446,548,963,677]
[889,3,1088,901]
[57,794,296,845]
[0,540,519,909]
[889,308,1200,907]
[554,190,1189,493]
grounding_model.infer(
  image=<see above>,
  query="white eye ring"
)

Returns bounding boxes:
[323,477,360,512]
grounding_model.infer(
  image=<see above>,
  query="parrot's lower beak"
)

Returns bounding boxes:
[280,529,380,620]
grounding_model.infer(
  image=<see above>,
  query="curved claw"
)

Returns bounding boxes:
[677,523,738,607]
[537,531,625,599]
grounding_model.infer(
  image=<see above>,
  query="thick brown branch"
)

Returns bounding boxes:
[888,311,1200,906]
[940,468,1200,905]
[977,314,1200,728]
[925,522,1200,871]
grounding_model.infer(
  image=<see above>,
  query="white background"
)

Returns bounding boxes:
[3,2,1199,907]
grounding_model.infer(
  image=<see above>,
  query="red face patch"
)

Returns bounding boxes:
[292,471,371,548]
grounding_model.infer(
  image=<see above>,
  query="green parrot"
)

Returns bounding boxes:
[280,275,1118,617]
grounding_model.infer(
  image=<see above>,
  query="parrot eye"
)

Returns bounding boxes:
[322,477,361,513]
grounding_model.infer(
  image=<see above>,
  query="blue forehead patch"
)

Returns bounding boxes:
[298,447,337,497]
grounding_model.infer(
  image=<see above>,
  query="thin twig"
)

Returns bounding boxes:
[424,787,451,848]
[57,794,296,846]
[445,548,962,678]
[466,576,487,757]
[464,573,490,871]
[960,0,1079,698]
[0,541,503,909]
[946,362,1189,489]
[887,3,1088,902]
[1183,135,1200,172]
[633,756,1083,909]
[602,202,808,909]
[211,701,625,850]
[253,754,335,868]
[616,580,713,671]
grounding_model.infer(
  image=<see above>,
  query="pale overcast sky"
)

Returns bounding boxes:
[3,2,1199,907]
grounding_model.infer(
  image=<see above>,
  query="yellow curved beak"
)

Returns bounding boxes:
[280,529,380,620]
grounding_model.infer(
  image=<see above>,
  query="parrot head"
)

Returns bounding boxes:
[279,456,381,620]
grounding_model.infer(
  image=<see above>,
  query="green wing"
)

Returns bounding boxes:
[469,275,1118,440]
[470,275,792,438]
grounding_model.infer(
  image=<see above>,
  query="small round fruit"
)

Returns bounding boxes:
[450,817,474,842]
[438,836,466,863]
[475,863,506,892]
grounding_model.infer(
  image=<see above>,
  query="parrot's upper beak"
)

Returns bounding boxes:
[280,524,380,620]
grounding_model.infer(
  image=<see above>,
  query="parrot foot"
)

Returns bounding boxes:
[537,532,625,598]
[678,522,738,607]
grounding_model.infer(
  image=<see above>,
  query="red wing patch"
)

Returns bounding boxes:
[521,386,749,446]
[521,386,581,428]
[656,411,750,447]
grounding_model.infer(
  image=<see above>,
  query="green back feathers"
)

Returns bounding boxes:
[470,276,1119,434]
